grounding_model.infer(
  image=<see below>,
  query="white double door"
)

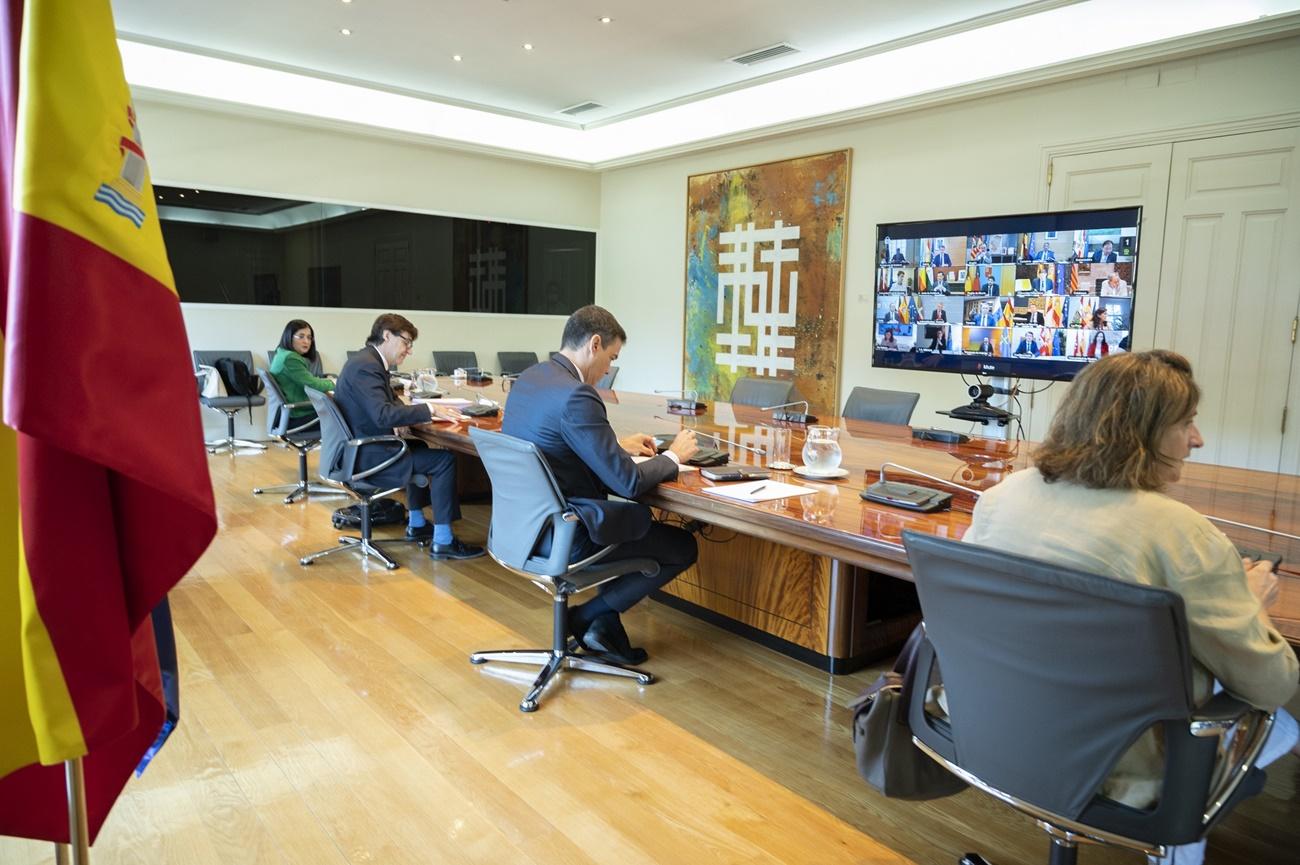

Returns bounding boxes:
[1040,127,1300,475]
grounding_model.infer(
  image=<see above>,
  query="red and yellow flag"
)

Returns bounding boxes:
[998,298,1015,329]
[0,0,216,843]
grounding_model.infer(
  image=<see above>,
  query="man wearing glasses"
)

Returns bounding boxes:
[333,313,484,559]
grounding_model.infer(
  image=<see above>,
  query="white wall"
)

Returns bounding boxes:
[138,99,599,439]
[597,37,1300,433]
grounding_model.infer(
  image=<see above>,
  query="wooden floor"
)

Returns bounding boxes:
[3,446,1297,864]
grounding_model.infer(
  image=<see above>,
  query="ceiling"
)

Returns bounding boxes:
[113,0,1036,125]
[113,0,1300,167]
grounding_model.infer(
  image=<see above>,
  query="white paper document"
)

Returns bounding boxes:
[413,397,474,407]
[700,479,813,502]
[633,455,697,473]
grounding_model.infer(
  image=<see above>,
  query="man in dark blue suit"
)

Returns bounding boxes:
[1091,239,1118,263]
[334,313,483,560]
[503,306,699,664]
[931,239,952,266]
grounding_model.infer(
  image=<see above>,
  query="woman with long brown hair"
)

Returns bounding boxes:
[964,350,1298,865]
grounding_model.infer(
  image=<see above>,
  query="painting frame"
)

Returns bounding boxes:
[682,149,850,417]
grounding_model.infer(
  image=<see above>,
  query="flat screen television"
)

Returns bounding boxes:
[872,207,1141,381]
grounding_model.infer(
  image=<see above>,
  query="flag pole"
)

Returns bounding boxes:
[65,758,91,864]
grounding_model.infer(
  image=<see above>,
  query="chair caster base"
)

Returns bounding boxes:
[469,647,654,712]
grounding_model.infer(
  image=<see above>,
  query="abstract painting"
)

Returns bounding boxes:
[684,150,849,416]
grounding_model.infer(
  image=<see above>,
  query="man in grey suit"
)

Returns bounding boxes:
[502,305,699,664]
[333,313,483,560]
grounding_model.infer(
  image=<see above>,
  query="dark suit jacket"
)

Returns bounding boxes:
[502,354,678,546]
[931,253,952,266]
[1025,311,1046,324]
[332,345,431,483]
[1092,250,1118,263]
[1030,278,1055,292]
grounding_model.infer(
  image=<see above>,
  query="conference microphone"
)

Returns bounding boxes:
[760,400,818,425]
[860,462,982,513]
[654,389,707,413]
[650,417,765,457]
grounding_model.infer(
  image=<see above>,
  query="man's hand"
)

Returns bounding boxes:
[1244,558,1280,609]
[667,429,698,463]
[428,406,463,423]
[619,433,657,456]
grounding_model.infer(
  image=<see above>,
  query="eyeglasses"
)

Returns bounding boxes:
[395,334,414,350]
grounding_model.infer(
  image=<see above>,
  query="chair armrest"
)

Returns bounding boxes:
[1189,691,1255,737]
[341,435,408,482]
[286,415,321,437]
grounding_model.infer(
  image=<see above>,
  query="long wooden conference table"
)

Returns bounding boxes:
[413,379,1300,671]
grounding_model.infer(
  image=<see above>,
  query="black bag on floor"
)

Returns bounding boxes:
[848,623,966,800]
[331,498,407,529]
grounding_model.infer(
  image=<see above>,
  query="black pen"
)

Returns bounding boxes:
[749,484,767,497]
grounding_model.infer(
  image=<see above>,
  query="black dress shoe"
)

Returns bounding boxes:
[405,523,434,540]
[428,538,485,560]
[582,613,648,666]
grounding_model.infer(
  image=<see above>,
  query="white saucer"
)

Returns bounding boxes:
[793,465,850,479]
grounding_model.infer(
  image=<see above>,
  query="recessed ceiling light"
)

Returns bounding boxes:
[178,192,185,198]
[341,0,352,4]
[452,54,462,62]
[599,16,612,24]
[340,28,352,36]
[522,43,533,51]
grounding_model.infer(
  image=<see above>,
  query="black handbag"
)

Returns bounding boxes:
[849,623,966,800]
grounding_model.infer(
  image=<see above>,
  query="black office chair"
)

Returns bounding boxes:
[497,351,538,376]
[466,427,658,712]
[900,531,1275,865]
[252,371,343,504]
[729,376,801,408]
[194,350,267,455]
[267,349,325,376]
[433,350,478,373]
[297,388,426,570]
[841,386,920,425]
[596,366,619,389]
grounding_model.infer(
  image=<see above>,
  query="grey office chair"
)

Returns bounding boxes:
[596,366,619,389]
[433,350,478,373]
[252,371,343,504]
[194,350,267,454]
[466,427,659,712]
[267,349,325,376]
[297,388,427,570]
[841,386,920,425]
[900,531,1274,865]
[729,376,801,408]
[497,351,538,376]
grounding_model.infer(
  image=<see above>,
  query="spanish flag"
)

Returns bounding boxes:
[897,297,909,324]
[999,298,1015,329]
[964,267,977,295]
[0,0,216,844]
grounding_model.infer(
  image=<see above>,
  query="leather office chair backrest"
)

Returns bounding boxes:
[842,386,920,425]
[433,350,478,373]
[259,370,293,437]
[194,349,256,374]
[468,427,578,578]
[305,387,349,483]
[596,366,619,389]
[497,351,538,376]
[901,531,1197,821]
[729,376,800,408]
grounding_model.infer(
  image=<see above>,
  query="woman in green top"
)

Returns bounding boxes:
[269,319,334,418]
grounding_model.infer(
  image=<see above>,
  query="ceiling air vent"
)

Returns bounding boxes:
[559,101,604,116]
[728,42,799,66]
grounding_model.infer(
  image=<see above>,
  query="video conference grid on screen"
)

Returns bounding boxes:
[872,207,1141,381]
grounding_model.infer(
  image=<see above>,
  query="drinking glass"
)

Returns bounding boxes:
[451,367,467,386]
[801,425,843,473]
[766,425,793,470]
[414,368,437,394]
